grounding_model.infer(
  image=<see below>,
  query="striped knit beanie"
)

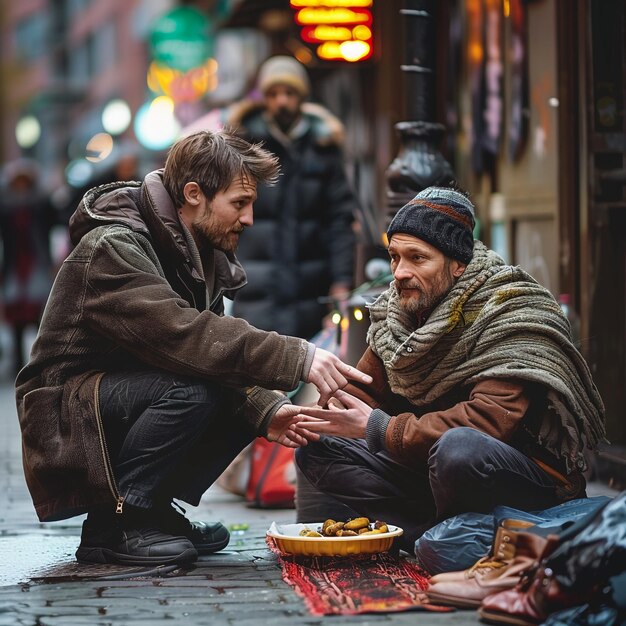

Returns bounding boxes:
[386,187,476,264]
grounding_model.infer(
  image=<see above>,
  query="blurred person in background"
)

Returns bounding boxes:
[0,159,55,376]
[15,129,371,567]
[51,145,144,226]
[226,55,360,339]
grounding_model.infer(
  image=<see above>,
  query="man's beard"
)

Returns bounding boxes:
[192,219,243,254]
[273,107,299,132]
[395,267,457,316]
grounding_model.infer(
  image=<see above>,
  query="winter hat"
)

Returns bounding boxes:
[386,187,476,264]
[258,55,310,98]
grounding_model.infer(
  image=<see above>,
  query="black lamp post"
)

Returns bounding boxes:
[341,1,457,365]
[385,0,454,220]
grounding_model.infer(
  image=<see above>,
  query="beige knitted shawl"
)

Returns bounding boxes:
[367,241,605,473]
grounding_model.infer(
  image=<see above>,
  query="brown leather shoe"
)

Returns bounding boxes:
[426,522,552,609]
[478,564,572,625]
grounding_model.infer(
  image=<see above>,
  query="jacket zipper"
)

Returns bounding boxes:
[93,372,124,514]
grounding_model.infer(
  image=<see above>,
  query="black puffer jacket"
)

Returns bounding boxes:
[228,101,359,339]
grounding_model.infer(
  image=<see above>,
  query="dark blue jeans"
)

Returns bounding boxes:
[99,370,254,510]
[295,427,566,550]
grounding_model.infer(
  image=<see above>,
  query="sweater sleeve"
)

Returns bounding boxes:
[384,379,531,465]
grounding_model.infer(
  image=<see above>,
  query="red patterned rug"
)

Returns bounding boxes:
[267,538,452,616]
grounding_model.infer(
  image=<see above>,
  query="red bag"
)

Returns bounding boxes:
[246,438,296,508]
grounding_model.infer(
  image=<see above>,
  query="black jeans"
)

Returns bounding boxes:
[99,370,254,510]
[295,427,564,550]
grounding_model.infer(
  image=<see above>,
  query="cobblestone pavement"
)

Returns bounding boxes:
[1,381,617,626]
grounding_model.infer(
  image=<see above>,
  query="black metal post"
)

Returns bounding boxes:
[385,0,454,219]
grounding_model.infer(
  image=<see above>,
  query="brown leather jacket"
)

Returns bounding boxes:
[15,172,312,521]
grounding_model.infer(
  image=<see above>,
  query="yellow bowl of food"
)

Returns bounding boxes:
[267,520,403,557]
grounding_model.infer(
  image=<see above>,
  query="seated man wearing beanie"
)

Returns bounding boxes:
[293,186,606,551]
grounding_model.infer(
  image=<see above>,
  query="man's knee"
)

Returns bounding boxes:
[295,438,345,489]
[159,378,223,433]
[295,441,325,477]
[428,427,491,483]
[164,378,220,405]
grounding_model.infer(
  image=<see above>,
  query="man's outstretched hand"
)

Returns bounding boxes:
[306,348,372,406]
[266,403,321,448]
[292,389,371,439]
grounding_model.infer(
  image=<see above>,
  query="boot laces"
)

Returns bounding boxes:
[466,556,508,578]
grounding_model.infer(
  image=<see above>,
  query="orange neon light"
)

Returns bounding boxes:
[339,39,371,61]
[295,7,372,25]
[290,0,372,7]
[317,39,372,62]
[302,24,372,43]
[352,24,371,40]
[291,1,373,62]
[301,25,352,42]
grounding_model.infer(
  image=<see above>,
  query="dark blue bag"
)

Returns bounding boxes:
[414,496,612,575]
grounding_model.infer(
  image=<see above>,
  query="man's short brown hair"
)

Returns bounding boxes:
[162,129,279,208]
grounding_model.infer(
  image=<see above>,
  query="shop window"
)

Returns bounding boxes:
[14,13,49,63]
[68,37,90,84]
[66,0,93,19]
[92,22,117,76]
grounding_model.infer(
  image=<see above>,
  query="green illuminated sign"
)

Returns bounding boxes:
[149,7,213,72]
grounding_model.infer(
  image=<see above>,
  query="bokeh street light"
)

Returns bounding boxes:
[134,96,180,151]
[15,115,41,149]
[102,99,132,136]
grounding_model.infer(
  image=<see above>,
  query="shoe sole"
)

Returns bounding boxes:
[478,608,541,626]
[425,590,482,609]
[194,534,231,555]
[76,546,198,566]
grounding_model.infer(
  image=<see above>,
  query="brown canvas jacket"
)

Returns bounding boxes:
[348,347,584,499]
[348,347,530,461]
[15,171,312,522]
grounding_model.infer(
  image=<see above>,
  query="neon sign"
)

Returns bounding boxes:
[290,1,373,62]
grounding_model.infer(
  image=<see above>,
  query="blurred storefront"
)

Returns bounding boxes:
[435,0,626,481]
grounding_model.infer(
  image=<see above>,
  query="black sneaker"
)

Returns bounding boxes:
[156,502,230,555]
[76,509,198,566]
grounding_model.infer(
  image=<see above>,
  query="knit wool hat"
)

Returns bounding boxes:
[386,187,476,264]
[258,55,310,98]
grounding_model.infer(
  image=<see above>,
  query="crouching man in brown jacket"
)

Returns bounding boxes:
[294,186,606,552]
[15,130,371,566]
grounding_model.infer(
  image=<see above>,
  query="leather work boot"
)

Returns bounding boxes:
[76,507,198,566]
[428,519,536,585]
[155,502,231,555]
[426,521,553,609]
[478,561,572,626]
